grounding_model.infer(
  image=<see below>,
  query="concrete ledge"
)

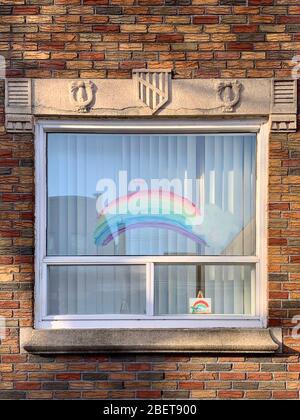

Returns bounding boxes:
[21,328,282,354]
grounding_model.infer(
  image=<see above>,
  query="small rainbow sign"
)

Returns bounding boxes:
[94,190,206,247]
[189,298,212,314]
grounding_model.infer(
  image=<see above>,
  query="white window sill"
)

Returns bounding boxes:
[20,327,282,355]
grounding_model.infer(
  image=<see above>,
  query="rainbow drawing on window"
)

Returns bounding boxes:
[94,190,206,247]
[189,298,212,314]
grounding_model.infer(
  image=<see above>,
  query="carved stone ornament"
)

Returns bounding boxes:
[5,79,32,114]
[217,80,243,113]
[70,80,96,113]
[133,69,171,114]
[5,114,33,133]
[271,114,297,132]
[5,79,33,133]
[271,79,297,133]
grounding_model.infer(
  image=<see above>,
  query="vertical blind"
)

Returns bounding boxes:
[154,264,254,316]
[47,265,146,316]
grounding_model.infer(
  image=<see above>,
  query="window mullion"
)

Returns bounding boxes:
[146,263,154,316]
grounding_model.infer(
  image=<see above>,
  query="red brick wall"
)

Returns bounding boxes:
[0,0,300,400]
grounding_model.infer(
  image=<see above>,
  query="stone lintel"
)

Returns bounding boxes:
[4,75,297,133]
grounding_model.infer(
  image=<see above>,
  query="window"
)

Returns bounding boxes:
[36,120,268,328]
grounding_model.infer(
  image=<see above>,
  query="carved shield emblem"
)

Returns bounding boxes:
[134,70,171,114]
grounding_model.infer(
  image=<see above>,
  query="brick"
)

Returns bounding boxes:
[96,382,123,390]
[55,0,80,4]
[193,16,218,24]
[124,381,150,389]
[259,381,286,390]
[247,373,273,381]
[82,373,108,381]
[246,391,272,399]
[177,363,205,371]
[56,373,81,381]
[206,364,232,371]
[206,381,232,390]
[27,391,53,400]
[54,391,81,399]
[0,382,13,390]
[273,391,299,400]
[83,0,109,4]
[234,363,260,372]
[40,364,67,371]
[136,390,161,399]
[221,1,247,5]
[137,372,164,381]
[288,365,300,372]
[0,6,12,16]
[179,381,204,390]
[94,25,119,32]
[42,381,69,391]
[13,7,39,15]
[218,391,244,399]
[110,372,135,380]
[233,382,259,390]
[0,391,26,400]
[227,42,254,51]
[109,390,134,399]
[220,372,246,381]
[23,52,49,60]
[96,7,122,15]
[261,364,286,372]
[15,382,41,390]
[165,0,191,5]
[157,34,184,43]
[126,363,151,371]
[78,52,105,60]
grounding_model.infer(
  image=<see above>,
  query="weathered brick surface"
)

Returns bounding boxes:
[0,0,298,78]
[0,0,300,400]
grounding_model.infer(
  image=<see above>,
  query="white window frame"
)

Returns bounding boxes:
[35,119,269,329]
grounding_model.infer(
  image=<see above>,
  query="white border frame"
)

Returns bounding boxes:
[35,119,269,329]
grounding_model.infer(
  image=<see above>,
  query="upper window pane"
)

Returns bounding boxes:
[47,133,256,256]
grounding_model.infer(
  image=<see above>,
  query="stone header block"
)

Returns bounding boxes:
[33,77,269,116]
[4,73,298,133]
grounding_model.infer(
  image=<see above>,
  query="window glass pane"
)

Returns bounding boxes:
[47,265,146,316]
[154,264,255,315]
[47,133,256,256]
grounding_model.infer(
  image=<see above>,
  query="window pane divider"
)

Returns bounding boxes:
[43,256,259,264]
[146,263,154,316]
